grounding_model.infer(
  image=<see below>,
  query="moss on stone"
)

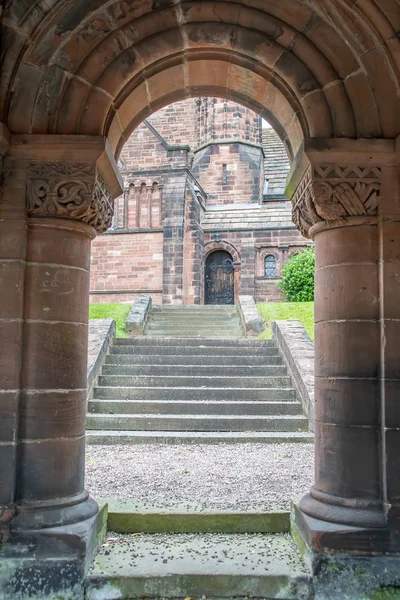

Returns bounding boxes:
[368,589,400,600]
[107,509,290,534]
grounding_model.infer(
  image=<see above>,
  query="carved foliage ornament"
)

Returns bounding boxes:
[292,165,381,238]
[27,163,114,233]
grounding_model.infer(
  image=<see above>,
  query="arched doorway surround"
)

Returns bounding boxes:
[1,1,400,594]
[204,240,241,304]
[205,250,235,305]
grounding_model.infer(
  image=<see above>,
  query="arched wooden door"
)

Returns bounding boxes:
[205,251,234,305]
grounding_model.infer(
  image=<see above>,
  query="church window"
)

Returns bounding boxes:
[264,255,277,279]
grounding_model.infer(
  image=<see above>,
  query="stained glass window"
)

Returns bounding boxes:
[264,255,276,279]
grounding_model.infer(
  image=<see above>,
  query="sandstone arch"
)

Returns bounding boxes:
[204,239,241,265]
[3,1,400,156]
[1,2,400,596]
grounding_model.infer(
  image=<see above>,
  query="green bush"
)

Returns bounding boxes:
[278,248,315,302]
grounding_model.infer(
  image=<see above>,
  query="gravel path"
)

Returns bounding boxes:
[85,443,314,511]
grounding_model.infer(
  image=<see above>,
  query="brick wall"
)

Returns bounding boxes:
[90,96,309,305]
[148,100,198,147]
[197,98,261,146]
[119,123,187,172]
[193,143,263,205]
[90,232,163,304]
[203,229,310,303]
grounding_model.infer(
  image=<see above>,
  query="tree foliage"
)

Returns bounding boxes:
[278,248,315,302]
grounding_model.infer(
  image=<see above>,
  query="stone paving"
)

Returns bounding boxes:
[85,442,314,511]
[86,532,311,600]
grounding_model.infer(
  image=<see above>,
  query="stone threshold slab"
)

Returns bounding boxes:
[96,498,290,534]
[86,532,311,600]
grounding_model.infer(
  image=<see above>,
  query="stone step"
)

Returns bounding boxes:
[97,375,292,388]
[86,430,314,445]
[146,320,242,328]
[151,305,239,312]
[88,399,303,416]
[148,313,241,320]
[145,331,244,338]
[85,532,311,600]
[145,322,242,329]
[99,498,290,534]
[86,413,308,432]
[111,345,279,356]
[101,364,288,377]
[105,354,284,366]
[94,386,296,401]
[146,326,243,330]
[114,338,274,347]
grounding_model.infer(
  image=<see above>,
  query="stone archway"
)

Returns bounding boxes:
[1,1,400,596]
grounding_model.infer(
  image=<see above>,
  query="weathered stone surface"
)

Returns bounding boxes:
[100,498,290,534]
[126,295,152,336]
[1,0,400,588]
[89,100,308,305]
[86,532,311,600]
[87,318,116,397]
[0,503,108,600]
[272,320,314,431]
[238,295,264,335]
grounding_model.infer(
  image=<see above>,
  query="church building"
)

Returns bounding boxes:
[89,98,311,304]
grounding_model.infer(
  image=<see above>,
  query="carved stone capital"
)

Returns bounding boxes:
[26,162,114,233]
[292,164,381,238]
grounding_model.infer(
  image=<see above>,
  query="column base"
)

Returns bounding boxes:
[292,501,400,599]
[12,492,98,530]
[0,500,107,600]
[292,499,400,559]
[300,489,387,530]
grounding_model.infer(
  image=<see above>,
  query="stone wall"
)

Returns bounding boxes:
[192,142,264,206]
[89,97,309,304]
[203,228,309,302]
[90,231,163,304]
[119,122,190,173]
[272,320,314,431]
[87,319,116,399]
[183,186,205,304]
[197,98,261,146]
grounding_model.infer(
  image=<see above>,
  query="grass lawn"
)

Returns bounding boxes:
[89,303,131,338]
[88,300,314,341]
[257,302,314,341]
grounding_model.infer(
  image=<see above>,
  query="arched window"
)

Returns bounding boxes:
[264,255,277,279]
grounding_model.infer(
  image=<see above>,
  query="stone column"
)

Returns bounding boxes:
[16,216,97,531]
[0,125,21,542]
[0,135,122,599]
[289,140,400,555]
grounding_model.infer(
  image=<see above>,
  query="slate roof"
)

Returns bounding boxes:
[262,128,290,198]
[201,202,295,231]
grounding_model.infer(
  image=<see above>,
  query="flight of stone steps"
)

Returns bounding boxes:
[86,311,312,444]
[144,305,244,338]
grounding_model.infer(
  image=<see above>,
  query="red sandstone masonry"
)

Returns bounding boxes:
[90,97,308,303]
[89,232,163,303]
